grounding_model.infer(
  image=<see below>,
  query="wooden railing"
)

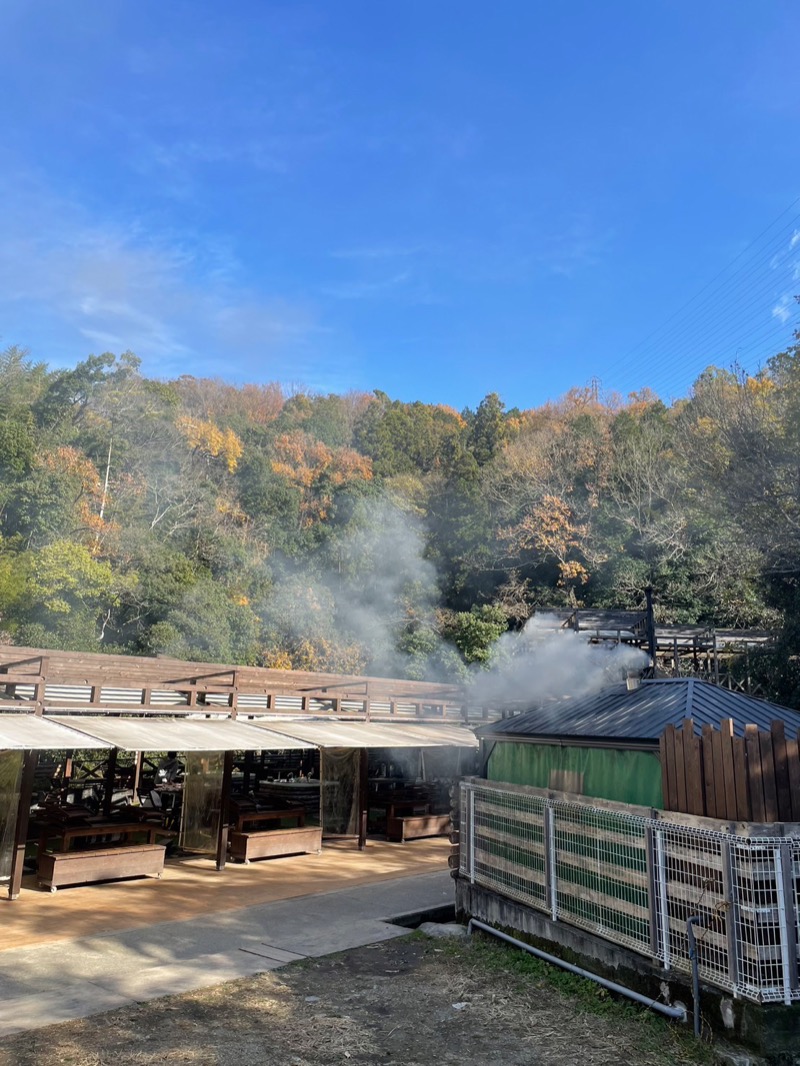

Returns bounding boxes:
[0,644,473,722]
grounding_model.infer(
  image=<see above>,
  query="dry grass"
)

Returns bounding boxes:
[0,934,713,1066]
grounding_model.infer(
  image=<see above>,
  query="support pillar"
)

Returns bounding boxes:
[102,748,118,817]
[216,751,234,871]
[8,750,38,901]
[358,748,369,851]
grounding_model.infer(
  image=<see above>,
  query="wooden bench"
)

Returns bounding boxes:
[386,813,451,842]
[37,844,166,891]
[229,826,322,863]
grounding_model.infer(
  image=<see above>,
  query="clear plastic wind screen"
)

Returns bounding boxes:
[0,750,23,882]
[321,748,359,835]
[460,780,800,1003]
[180,751,224,852]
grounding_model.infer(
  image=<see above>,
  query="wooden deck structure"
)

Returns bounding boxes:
[535,606,775,694]
[0,645,478,902]
[0,645,470,720]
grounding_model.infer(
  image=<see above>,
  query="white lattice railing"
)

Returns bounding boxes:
[459,779,800,1004]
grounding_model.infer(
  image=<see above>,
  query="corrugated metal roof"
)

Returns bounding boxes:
[252,719,478,749]
[0,714,112,751]
[48,716,316,752]
[480,679,800,742]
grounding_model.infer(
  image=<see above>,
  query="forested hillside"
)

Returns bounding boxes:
[2,333,800,703]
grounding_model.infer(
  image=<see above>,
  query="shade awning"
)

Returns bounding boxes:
[48,716,316,752]
[250,719,478,749]
[0,714,113,751]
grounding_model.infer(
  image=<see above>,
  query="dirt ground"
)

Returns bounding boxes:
[0,932,711,1066]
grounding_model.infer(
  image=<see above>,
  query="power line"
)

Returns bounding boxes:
[603,194,800,381]
[602,195,800,397]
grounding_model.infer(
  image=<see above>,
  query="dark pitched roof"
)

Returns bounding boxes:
[480,679,800,743]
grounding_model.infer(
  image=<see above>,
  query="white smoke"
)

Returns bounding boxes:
[468,613,650,710]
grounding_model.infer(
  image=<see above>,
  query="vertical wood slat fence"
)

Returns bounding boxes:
[660,718,800,823]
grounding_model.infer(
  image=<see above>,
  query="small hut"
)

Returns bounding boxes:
[478,677,800,808]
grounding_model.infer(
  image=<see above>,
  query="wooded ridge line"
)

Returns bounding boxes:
[2,337,800,706]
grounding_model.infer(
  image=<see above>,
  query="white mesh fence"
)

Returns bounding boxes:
[459,779,800,1004]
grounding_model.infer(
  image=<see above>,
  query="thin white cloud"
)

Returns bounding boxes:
[790,230,800,249]
[0,172,323,381]
[321,272,411,300]
[331,244,428,261]
[772,295,794,324]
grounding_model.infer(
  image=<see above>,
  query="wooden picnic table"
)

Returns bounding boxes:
[38,819,169,854]
[232,806,306,832]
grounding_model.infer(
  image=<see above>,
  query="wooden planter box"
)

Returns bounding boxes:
[386,814,451,842]
[38,844,166,892]
[229,826,322,863]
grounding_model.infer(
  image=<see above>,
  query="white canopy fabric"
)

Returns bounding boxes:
[250,719,478,750]
[2,712,476,753]
[48,716,316,752]
[0,714,112,751]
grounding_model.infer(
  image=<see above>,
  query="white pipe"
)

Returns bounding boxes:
[467,918,687,1022]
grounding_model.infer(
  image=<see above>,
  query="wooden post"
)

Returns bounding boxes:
[102,748,118,817]
[770,721,793,822]
[33,656,48,715]
[63,750,74,796]
[228,670,239,718]
[712,631,720,686]
[720,719,737,821]
[215,751,234,871]
[358,748,369,851]
[745,724,766,822]
[645,586,656,675]
[8,751,38,900]
[132,751,143,799]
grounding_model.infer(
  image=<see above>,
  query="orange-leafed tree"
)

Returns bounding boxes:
[176,416,244,473]
[270,431,373,528]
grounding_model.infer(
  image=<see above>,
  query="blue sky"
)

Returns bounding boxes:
[1,2,799,411]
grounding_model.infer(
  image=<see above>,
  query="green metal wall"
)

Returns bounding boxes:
[487,741,663,807]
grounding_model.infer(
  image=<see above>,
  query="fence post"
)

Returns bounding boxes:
[468,786,476,885]
[544,806,558,921]
[720,840,740,992]
[655,828,671,970]
[775,843,798,1005]
[645,826,660,959]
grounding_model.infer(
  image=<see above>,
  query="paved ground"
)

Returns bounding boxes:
[0,844,453,1038]
[2,837,449,951]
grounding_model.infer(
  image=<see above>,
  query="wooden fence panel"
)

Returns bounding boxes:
[661,725,678,811]
[660,719,799,823]
[745,724,766,823]
[720,719,737,821]
[787,729,800,822]
[702,723,718,818]
[770,721,793,822]
[732,735,750,822]
[758,728,779,821]
[682,718,705,816]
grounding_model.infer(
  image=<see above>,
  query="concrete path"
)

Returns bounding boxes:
[0,871,454,1038]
